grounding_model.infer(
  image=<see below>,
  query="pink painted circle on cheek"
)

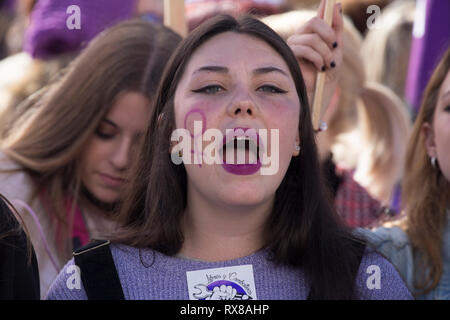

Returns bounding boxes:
[184,108,207,137]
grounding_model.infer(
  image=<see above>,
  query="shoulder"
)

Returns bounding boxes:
[0,150,21,171]
[353,247,413,300]
[47,240,114,300]
[45,257,87,300]
[354,227,414,291]
[46,240,136,300]
[0,150,34,201]
[355,226,412,261]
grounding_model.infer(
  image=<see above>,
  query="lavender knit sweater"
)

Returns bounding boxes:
[46,244,413,300]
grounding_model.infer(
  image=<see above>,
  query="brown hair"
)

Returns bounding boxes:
[1,19,181,256]
[113,14,365,299]
[402,47,450,295]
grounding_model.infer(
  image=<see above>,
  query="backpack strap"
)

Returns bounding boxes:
[307,240,366,300]
[73,239,125,300]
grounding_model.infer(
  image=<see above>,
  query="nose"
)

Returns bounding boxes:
[110,138,131,171]
[227,89,258,118]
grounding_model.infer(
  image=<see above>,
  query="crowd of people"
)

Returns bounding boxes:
[0,0,449,300]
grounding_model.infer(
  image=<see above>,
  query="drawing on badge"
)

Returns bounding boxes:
[193,280,253,300]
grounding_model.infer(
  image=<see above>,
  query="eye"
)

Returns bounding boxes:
[444,105,450,112]
[192,85,225,95]
[95,129,115,140]
[257,85,288,94]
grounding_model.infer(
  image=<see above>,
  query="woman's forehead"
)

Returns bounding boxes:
[184,32,291,74]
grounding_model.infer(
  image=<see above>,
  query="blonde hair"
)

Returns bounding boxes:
[361,0,416,101]
[0,52,73,139]
[263,10,412,206]
[401,47,450,295]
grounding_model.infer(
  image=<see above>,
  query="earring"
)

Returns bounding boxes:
[178,149,183,158]
[319,121,328,132]
[294,145,301,156]
[431,157,438,169]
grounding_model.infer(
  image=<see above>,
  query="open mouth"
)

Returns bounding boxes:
[220,128,262,175]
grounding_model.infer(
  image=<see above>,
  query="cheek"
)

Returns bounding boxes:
[264,99,300,145]
[434,122,450,180]
[80,139,109,175]
[177,102,224,140]
[175,102,215,131]
[261,94,300,123]
[183,107,208,135]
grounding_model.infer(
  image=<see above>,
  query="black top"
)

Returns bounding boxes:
[0,198,40,299]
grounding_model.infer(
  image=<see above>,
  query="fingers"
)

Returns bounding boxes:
[293,16,337,50]
[332,2,344,44]
[288,33,336,71]
[225,285,237,299]
[317,0,326,19]
[315,0,344,46]
[287,1,343,73]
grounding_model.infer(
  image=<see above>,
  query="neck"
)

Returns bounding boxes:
[179,188,273,262]
[80,185,116,218]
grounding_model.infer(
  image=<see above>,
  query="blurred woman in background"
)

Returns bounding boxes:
[0,19,181,297]
[361,47,450,299]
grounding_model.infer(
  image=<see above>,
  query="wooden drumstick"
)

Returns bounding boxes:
[312,0,336,131]
[164,0,187,37]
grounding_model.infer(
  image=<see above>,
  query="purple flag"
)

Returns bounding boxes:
[405,0,450,116]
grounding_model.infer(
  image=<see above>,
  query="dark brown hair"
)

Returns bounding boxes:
[114,14,365,299]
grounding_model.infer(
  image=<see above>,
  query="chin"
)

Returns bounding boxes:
[90,188,121,204]
[219,187,269,208]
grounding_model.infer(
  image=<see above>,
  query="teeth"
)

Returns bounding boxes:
[223,136,258,164]
[247,147,258,164]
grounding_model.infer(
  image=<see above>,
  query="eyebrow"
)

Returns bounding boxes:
[192,65,289,78]
[252,66,289,77]
[102,118,118,128]
[193,65,229,75]
[441,91,450,100]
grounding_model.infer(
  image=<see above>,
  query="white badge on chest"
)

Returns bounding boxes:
[186,264,257,300]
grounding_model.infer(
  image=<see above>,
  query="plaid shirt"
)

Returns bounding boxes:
[334,168,385,228]
[322,157,394,228]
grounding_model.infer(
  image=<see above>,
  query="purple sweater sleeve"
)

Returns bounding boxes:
[354,248,413,300]
[45,258,87,300]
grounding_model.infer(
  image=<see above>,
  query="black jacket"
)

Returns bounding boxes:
[0,198,40,299]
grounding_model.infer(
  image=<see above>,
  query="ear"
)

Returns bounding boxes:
[422,122,436,158]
